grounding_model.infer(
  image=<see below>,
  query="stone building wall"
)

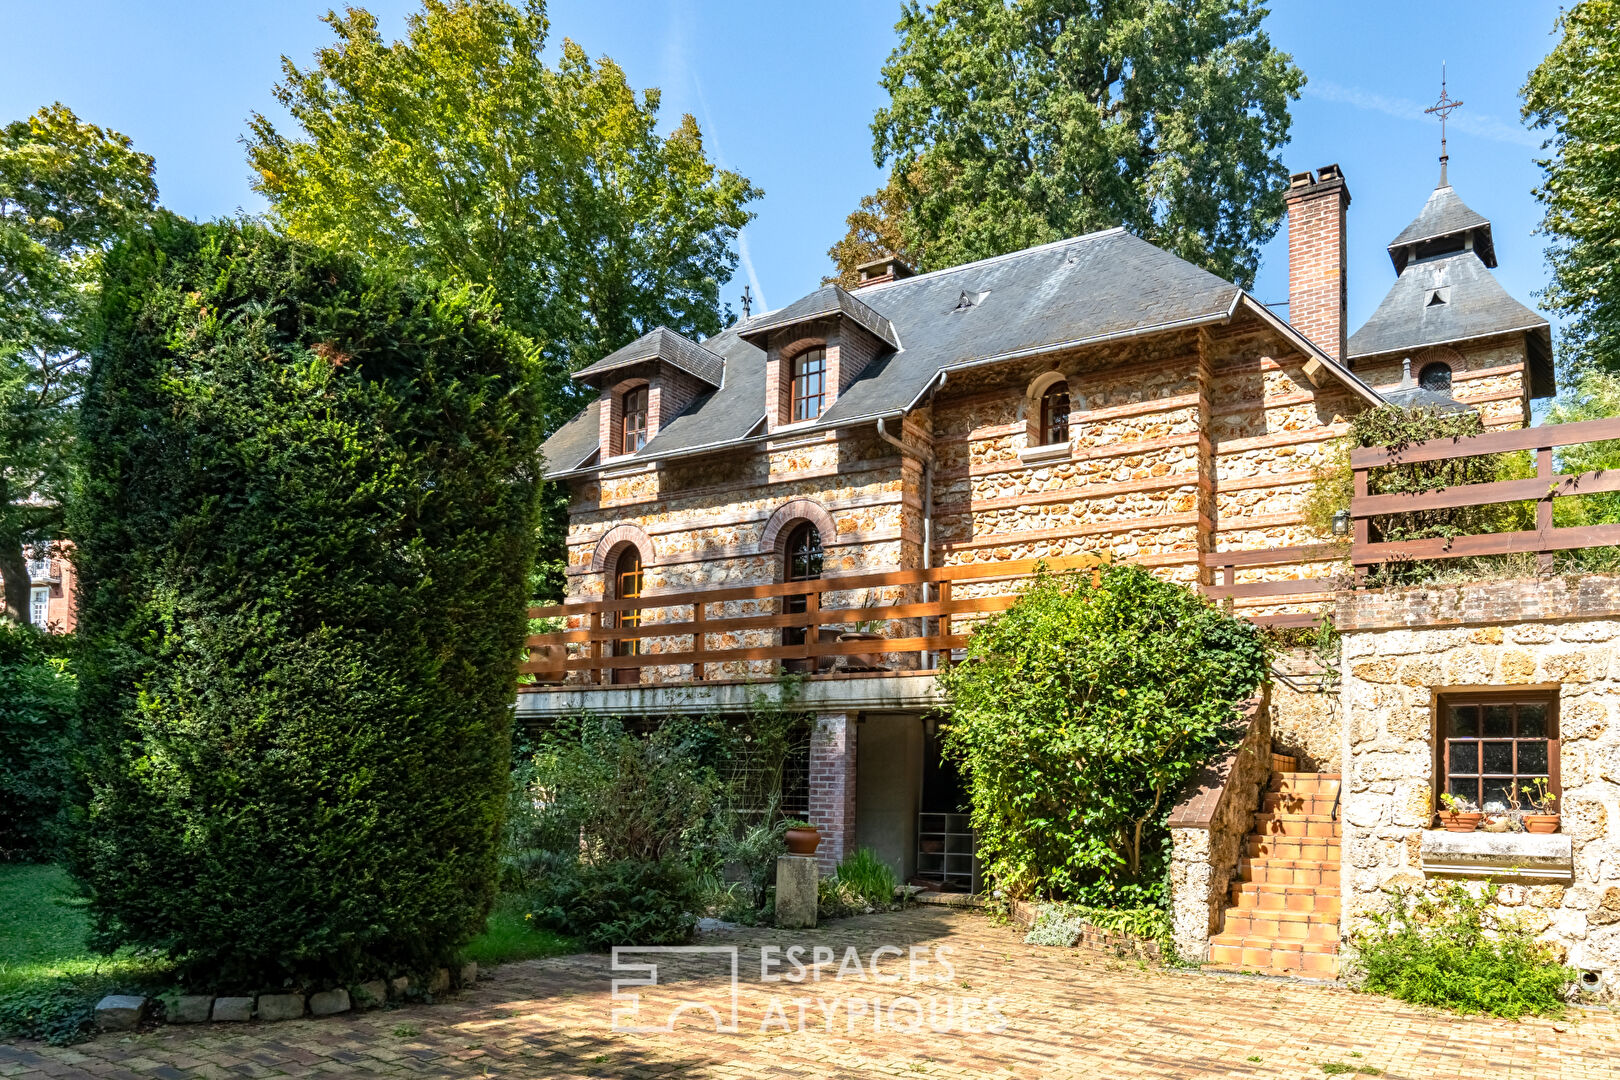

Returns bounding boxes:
[1337,577,1620,986]
[1354,333,1531,430]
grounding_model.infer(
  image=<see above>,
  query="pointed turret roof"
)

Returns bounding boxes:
[1386,182,1496,274]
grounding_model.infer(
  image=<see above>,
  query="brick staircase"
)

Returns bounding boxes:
[1206,755,1341,978]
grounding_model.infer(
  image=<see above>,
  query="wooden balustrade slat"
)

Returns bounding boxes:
[526,553,1105,618]
[1354,522,1620,564]
[1353,466,1620,517]
[527,634,972,673]
[1348,415,1620,468]
[1203,543,1343,569]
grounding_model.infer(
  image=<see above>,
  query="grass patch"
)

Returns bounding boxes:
[0,864,171,1044]
[461,895,576,967]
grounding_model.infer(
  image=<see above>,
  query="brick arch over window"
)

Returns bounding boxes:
[591,524,657,574]
[1022,369,1071,445]
[759,499,837,560]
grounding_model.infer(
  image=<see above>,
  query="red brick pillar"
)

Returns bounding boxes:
[808,712,856,875]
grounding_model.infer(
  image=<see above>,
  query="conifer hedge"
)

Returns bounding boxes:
[69,218,544,987]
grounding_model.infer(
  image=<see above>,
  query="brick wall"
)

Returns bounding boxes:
[1285,167,1351,361]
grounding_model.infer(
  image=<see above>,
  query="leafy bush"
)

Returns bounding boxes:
[69,218,544,988]
[0,624,76,861]
[527,858,698,949]
[1352,883,1573,1018]
[938,564,1268,906]
[1023,902,1171,947]
[835,847,898,908]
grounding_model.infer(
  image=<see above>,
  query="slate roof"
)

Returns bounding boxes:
[541,227,1379,478]
[738,284,900,350]
[1347,249,1554,397]
[1387,184,1496,274]
[571,326,725,388]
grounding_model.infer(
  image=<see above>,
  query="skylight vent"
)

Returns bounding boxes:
[950,289,990,313]
[1426,286,1451,308]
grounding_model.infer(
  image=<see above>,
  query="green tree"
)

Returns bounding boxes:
[0,105,156,618]
[937,565,1268,906]
[1548,371,1620,527]
[1523,0,1620,380]
[246,0,761,438]
[71,218,544,987]
[853,0,1302,288]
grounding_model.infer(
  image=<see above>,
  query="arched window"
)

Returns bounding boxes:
[620,385,649,454]
[1039,380,1070,445]
[790,348,827,422]
[782,522,823,670]
[1419,362,1453,393]
[611,546,644,684]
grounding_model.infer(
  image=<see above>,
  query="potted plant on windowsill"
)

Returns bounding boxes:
[1522,778,1560,834]
[835,592,887,670]
[1438,792,1482,832]
[782,819,821,856]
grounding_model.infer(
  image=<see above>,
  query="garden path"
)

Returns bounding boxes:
[4,906,1618,1079]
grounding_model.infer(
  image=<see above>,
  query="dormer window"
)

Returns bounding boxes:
[620,385,649,454]
[1040,381,1070,445]
[791,348,827,422]
[1426,286,1451,308]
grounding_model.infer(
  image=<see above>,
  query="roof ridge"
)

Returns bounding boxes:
[855,226,1129,293]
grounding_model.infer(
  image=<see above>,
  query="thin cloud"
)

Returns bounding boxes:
[1309,79,1540,149]
[669,0,766,312]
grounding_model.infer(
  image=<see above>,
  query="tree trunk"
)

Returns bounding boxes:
[0,537,29,625]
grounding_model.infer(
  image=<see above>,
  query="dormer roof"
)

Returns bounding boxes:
[738,284,900,351]
[572,326,725,389]
[1387,183,1496,274]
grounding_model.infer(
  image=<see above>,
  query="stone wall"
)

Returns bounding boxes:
[1272,648,1342,772]
[1168,691,1272,962]
[1355,334,1530,430]
[1337,577,1620,987]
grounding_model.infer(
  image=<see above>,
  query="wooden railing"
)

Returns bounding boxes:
[522,554,1105,685]
[1350,415,1620,577]
[1202,545,1344,629]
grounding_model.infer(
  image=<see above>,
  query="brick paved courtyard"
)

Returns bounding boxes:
[6,906,1620,1079]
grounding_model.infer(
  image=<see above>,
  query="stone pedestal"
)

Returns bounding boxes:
[775,855,819,929]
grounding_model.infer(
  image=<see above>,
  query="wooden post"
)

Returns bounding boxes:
[937,579,952,669]
[590,611,603,685]
[692,600,706,681]
[1538,445,1555,572]
[1352,466,1370,587]
[804,590,820,672]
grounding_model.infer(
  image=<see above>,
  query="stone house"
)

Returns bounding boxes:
[524,160,1595,981]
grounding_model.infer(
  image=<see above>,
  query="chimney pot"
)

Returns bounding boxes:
[854,254,914,288]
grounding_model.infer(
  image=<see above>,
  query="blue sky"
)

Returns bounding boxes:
[0,0,1566,340]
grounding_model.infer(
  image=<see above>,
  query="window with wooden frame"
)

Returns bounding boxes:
[782,522,823,671]
[619,385,649,454]
[790,348,827,422]
[1039,380,1070,445]
[611,546,644,684]
[1436,692,1559,812]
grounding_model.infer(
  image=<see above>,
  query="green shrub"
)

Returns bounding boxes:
[1022,902,1170,948]
[527,858,698,949]
[835,847,898,908]
[938,564,1268,906]
[68,218,544,988]
[0,624,76,861]
[1352,883,1573,1018]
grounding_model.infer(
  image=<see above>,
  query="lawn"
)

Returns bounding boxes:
[0,864,573,1044]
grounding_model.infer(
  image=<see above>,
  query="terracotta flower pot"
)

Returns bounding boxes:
[785,826,821,856]
[528,643,566,684]
[1524,813,1560,834]
[836,631,885,670]
[1439,811,1483,833]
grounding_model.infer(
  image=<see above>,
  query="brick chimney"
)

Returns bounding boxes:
[1285,164,1352,360]
[854,254,913,289]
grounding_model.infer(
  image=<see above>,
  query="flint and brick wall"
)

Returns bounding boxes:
[1338,577,1620,985]
[1353,334,1531,430]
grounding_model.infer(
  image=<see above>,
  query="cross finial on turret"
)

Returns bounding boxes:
[1425,62,1464,187]
[741,285,753,319]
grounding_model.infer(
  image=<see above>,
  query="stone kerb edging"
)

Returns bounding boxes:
[1166,690,1272,963]
[94,963,478,1033]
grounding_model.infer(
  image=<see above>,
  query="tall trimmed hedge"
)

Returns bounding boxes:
[69,218,544,987]
[0,623,76,861]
